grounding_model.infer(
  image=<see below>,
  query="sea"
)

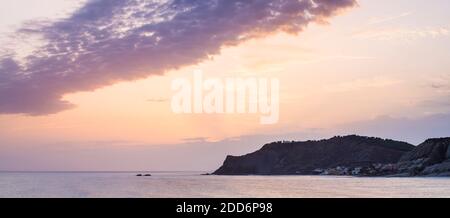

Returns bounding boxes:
[0,172,449,198]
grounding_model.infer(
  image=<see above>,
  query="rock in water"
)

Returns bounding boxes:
[213,135,415,175]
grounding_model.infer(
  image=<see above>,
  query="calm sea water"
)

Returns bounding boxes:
[0,172,449,198]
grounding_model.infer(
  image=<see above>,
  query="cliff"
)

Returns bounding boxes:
[213,135,415,175]
[214,135,450,177]
[395,137,450,176]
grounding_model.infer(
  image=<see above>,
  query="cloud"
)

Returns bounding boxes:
[146,97,168,103]
[182,137,210,143]
[418,77,450,110]
[368,11,413,25]
[323,77,401,93]
[0,0,356,115]
[353,26,450,41]
[429,74,450,93]
[418,96,450,108]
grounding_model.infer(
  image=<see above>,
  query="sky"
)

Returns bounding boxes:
[0,0,449,171]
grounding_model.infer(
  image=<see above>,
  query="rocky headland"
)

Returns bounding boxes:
[213,135,450,177]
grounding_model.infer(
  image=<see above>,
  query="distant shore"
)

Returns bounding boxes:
[213,135,450,177]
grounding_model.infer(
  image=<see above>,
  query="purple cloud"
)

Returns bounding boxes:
[0,0,356,115]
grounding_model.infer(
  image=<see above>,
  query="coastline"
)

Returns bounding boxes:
[213,136,450,177]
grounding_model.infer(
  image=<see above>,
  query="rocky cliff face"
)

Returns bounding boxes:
[395,137,450,176]
[213,135,415,175]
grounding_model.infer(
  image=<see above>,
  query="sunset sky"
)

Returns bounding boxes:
[0,0,449,171]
